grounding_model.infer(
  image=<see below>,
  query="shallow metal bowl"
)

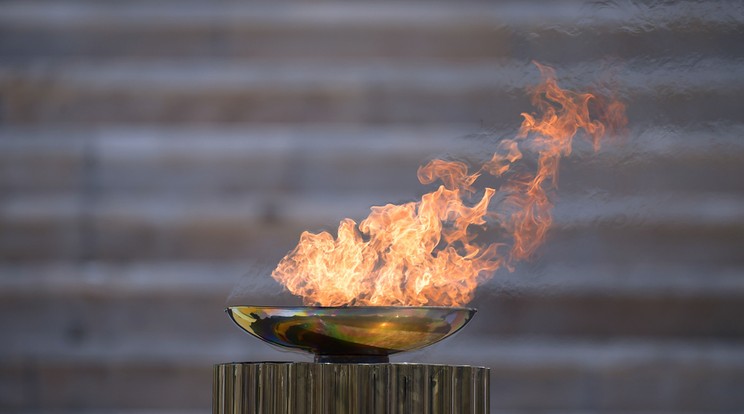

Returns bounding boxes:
[227,306,476,363]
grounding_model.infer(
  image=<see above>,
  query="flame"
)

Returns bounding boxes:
[272,63,627,306]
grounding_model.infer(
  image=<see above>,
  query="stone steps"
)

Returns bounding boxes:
[0,125,469,196]
[2,124,742,263]
[1,59,742,124]
[0,1,741,63]
[3,191,744,262]
[2,124,744,197]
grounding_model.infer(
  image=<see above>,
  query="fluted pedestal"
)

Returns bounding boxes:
[213,362,489,414]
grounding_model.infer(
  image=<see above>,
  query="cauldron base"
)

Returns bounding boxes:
[213,362,489,414]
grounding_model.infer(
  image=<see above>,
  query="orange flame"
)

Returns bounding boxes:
[272,63,626,306]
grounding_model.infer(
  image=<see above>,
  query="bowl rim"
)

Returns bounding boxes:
[226,305,476,312]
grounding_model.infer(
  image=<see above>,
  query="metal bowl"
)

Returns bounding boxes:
[227,306,476,363]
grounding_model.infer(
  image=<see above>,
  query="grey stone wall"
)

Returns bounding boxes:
[1,1,743,412]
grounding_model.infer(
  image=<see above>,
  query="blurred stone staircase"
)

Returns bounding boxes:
[1,1,743,412]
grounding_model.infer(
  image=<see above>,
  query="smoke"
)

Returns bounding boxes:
[227,261,300,307]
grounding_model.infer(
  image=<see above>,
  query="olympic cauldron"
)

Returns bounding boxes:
[214,305,489,413]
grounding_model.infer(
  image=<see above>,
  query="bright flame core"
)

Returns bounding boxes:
[272,63,627,307]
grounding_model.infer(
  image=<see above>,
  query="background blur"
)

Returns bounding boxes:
[2,0,744,412]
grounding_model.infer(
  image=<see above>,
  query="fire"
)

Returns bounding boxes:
[272,63,627,306]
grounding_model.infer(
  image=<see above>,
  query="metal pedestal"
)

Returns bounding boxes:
[213,362,489,414]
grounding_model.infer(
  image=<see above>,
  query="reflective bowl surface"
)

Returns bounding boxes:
[227,306,476,363]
